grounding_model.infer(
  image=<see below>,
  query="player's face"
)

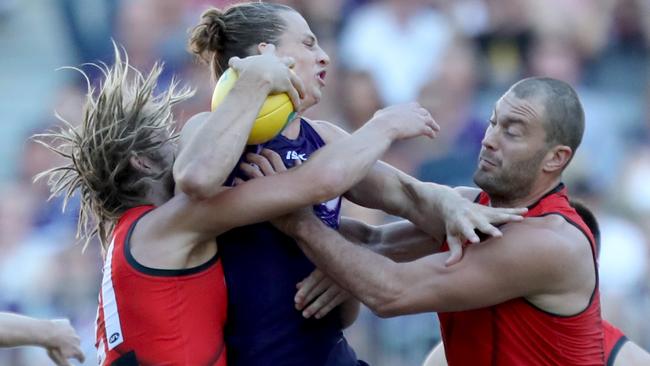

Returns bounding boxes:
[274,10,330,112]
[473,91,550,201]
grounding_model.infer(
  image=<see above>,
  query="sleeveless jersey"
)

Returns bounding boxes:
[218,119,359,366]
[95,206,228,366]
[439,184,604,365]
[603,320,627,366]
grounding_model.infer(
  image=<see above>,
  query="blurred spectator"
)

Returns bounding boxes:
[436,0,490,38]
[338,69,382,131]
[472,0,534,87]
[416,38,485,186]
[339,0,453,105]
[55,0,118,76]
[1,1,649,365]
[584,0,648,94]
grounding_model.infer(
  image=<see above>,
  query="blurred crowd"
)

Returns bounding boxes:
[0,0,648,364]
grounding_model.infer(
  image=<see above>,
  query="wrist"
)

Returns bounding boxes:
[37,319,56,347]
[433,184,459,218]
[363,118,397,145]
[373,117,398,140]
[406,182,449,222]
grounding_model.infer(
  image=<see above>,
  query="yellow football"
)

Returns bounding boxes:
[211,68,295,145]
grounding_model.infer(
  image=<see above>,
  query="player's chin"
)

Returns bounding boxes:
[302,91,322,111]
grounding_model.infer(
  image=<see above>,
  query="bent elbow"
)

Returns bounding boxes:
[175,169,221,201]
[367,282,405,318]
[371,298,403,319]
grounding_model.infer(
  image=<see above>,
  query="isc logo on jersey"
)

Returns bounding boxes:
[286,150,307,161]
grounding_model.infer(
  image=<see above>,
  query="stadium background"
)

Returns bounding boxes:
[0,0,648,364]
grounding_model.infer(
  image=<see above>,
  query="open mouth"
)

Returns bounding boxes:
[316,70,327,85]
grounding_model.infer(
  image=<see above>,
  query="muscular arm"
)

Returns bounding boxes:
[312,122,444,236]
[313,122,514,258]
[139,107,434,261]
[173,49,303,200]
[338,187,481,262]
[172,71,271,200]
[286,213,595,318]
[295,216,436,327]
[339,217,439,262]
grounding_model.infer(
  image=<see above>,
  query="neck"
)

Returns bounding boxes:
[489,176,562,208]
[144,180,172,207]
[281,115,303,140]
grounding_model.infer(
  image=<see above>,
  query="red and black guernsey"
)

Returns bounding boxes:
[95,205,228,366]
[439,183,604,365]
[603,321,627,366]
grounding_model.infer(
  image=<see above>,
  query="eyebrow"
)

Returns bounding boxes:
[502,117,527,126]
[493,110,527,126]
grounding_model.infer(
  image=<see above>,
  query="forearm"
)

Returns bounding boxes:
[400,182,459,243]
[345,168,459,245]
[292,217,404,317]
[300,122,397,200]
[344,162,418,218]
[372,227,440,262]
[174,73,271,198]
[343,163,442,228]
[340,217,440,262]
[0,313,51,348]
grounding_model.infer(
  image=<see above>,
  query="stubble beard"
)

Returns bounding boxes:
[473,149,546,205]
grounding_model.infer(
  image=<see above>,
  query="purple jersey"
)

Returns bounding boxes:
[218,119,359,366]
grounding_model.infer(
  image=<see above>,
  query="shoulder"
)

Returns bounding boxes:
[304,118,351,143]
[498,215,594,283]
[472,215,594,303]
[503,215,591,255]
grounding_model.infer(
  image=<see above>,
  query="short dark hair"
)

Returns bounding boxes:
[511,77,585,154]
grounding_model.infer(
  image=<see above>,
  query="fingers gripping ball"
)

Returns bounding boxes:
[211,68,296,145]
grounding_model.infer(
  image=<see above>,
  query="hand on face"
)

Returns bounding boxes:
[369,102,441,141]
[228,44,305,111]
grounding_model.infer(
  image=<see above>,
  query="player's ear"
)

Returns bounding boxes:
[542,145,572,173]
[257,42,276,55]
[130,153,155,175]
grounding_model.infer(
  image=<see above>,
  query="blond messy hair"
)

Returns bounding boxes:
[35,44,194,251]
